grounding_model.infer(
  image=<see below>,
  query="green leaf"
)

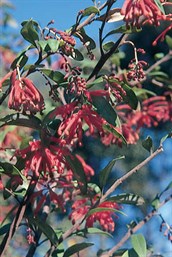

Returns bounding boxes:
[0,162,27,184]
[131,234,147,257]
[103,41,115,52]
[166,35,172,49]
[63,243,94,257]
[45,39,60,52]
[109,193,145,206]
[0,113,42,130]
[142,136,153,153]
[87,227,113,238]
[87,207,126,217]
[82,6,99,17]
[0,223,11,236]
[122,83,138,109]
[103,25,141,41]
[151,196,161,209]
[122,249,139,257]
[41,69,64,83]
[11,46,31,69]
[99,156,124,189]
[71,48,84,61]
[91,96,117,126]
[66,155,87,194]
[160,131,172,145]
[154,0,165,14]
[133,88,156,97]
[76,28,96,50]
[21,19,39,47]
[149,71,169,78]
[37,40,48,51]
[28,217,58,245]
[103,124,127,145]
[87,77,104,88]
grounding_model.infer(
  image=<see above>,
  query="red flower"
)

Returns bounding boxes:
[121,0,167,28]
[69,199,120,232]
[131,96,170,128]
[52,102,107,147]
[14,138,68,178]
[57,31,76,46]
[8,70,45,114]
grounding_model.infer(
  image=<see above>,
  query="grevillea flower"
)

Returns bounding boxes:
[57,31,76,46]
[14,137,68,178]
[51,102,107,147]
[131,96,170,128]
[105,76,127,102]
[8,70,45,114]
[121,0,167,28]
[69,199,120,232]
[127,59,147,81]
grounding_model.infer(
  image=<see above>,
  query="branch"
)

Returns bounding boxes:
[100,146,163,203]
[57,146,163,246]
[100,194,172,257]
[0,178,36,257]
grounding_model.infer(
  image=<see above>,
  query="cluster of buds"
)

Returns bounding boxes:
[68,76,87,96]
[127,59,147,81]
[57,30,76,46]
[105,75,127,102]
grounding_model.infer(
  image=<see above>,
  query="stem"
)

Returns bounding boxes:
[0,178,37,257]
[100,146,163,203]
[100,194,172,257]
[57,146,163,247]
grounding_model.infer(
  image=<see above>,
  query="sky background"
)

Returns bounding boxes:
[1,1,172,256]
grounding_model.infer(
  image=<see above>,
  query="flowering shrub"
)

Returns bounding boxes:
[0,0,172,257]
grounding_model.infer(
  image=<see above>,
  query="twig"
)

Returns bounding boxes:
[57,146,163,246]
[100,146,163,203]
[100,194,172,257]
[0,178,37,257]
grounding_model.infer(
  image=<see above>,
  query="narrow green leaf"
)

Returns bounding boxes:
[87,227,113,238]
[99,156,124,189]
[71,48,84,61]
[91,96,117,126]
[160,131,172,145]
[0,223,11,236]
[131,234,147,257]
[0,162,27,183]
[63,243,94,257]
[0,113,42,130]
[133,88,156,97]
[82,6,99,17]
[87,77,104,88]
[103,25,141,41]
[142,136,153,153]
[122,83,138,109]
[166,35,172,49]
[41,69,64,83]
[21,19,39,47]
[28,217,58,245]
[76,28,96,50]
[109,193,145,206]
[103,124,127,145]
[66,155,87,194]
[87,207,126,217]
[154,0,165,14]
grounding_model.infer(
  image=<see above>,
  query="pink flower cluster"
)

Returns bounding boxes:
[69,198,120,232]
